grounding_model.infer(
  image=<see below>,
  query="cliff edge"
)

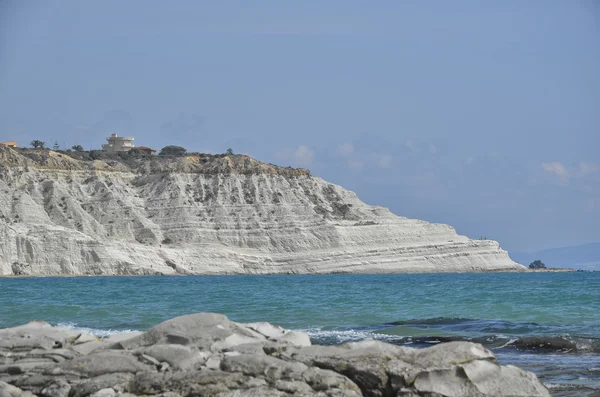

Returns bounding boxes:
[0,147,524,275]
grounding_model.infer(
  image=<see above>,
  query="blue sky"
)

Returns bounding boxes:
[0,1,598,253]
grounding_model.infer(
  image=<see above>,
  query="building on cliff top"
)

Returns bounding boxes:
[101,133,134,153]
[135,146,156,155]
[0,141,17,148]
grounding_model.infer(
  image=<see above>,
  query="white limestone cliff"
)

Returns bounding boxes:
[0,147,525,275]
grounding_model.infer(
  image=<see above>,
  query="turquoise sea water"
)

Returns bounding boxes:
[1,273,599,396]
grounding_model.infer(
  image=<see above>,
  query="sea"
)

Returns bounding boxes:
[1,273,598,396]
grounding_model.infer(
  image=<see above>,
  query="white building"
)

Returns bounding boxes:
[102,133,135,153]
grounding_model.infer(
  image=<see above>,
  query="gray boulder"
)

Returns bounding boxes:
[274,340,549,397]
[0,313,550,397]
[116,313,263,350]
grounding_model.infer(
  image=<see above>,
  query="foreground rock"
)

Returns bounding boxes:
[0,313,549,397]
[0,147,524,276]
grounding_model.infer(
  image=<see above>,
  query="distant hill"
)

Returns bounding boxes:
[510,243,600,270]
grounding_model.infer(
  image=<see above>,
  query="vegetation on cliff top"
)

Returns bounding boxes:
[0,145,310,177]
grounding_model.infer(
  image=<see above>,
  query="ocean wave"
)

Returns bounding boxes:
[390,317,476,326]
[544,383,599,397]
[387,317,600,335]
[302,328,401,345]
[303,327,477,346]
[55,322,140,338]
[504,336,600,354]
[388,317,552,335]
[51,319,600,354]
[380,317,600,351]
[304,325,600,354]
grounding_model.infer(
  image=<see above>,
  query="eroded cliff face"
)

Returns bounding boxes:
[0,147,524,275]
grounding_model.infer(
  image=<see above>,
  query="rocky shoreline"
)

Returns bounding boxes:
[0,267,528,279]
[0,313,549,397]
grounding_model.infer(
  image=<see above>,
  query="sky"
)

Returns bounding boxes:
[0,0,598,253]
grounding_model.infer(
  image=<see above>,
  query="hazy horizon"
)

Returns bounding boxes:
[1,1,598,253]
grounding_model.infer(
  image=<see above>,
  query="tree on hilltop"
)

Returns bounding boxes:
[159,145,187,156]
[30,140,46,149]
[71,145,84,152]
[529,260,546,269]
[226,148,233,155]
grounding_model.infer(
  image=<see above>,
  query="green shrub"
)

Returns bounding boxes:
[159,145,187,156]
[30,140,45,149]
[529,260,546,269]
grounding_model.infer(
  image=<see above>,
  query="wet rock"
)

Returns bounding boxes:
[509,336,578,352]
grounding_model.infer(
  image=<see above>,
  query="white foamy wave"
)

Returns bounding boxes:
[301,328,400,344]
[55,322,140,338]
[544,383,597,391]
[498,338,518,349]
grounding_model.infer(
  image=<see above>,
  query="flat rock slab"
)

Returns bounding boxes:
[0,313,550,397]
[56,351,156,377]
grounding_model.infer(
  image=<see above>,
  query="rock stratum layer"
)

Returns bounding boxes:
[0,312,550,397]
[0,147,524,276]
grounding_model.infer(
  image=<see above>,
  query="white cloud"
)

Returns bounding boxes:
[578,162,599,176]
[336,142,354,157]
[275,145,315,166]
[293,145,314,166]
[542,162,569,182]
[348,160,364,170]
[377,154,392,168]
